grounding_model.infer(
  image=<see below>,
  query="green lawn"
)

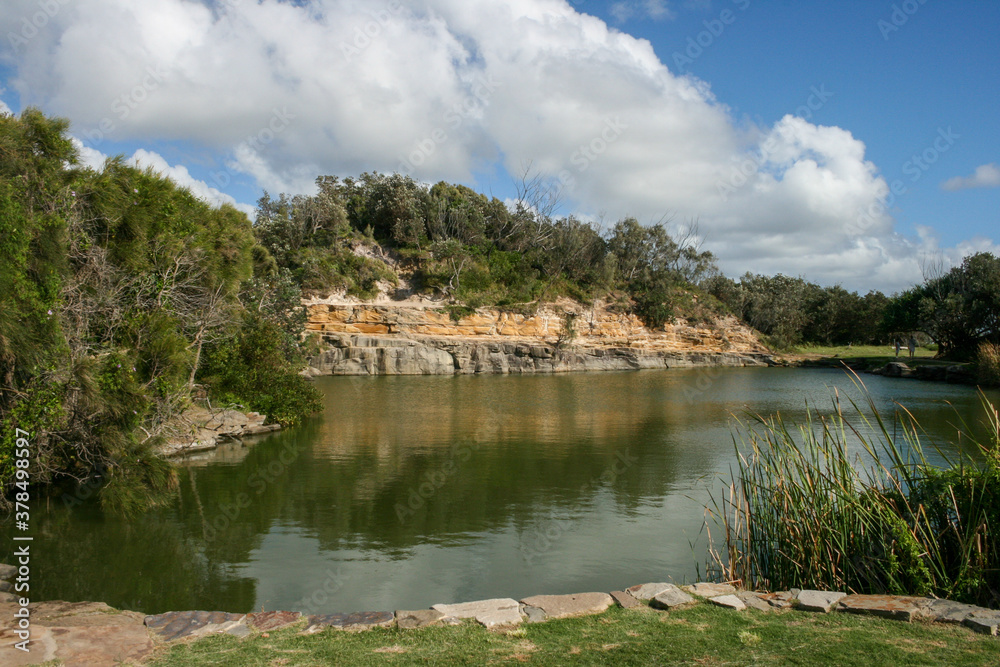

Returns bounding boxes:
[791,344,939,360]
[145,604,1000,666]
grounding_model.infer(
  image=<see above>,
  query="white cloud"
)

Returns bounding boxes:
[69,137,108,171]
[3,0,995,292]
[0,99,12,116]
[941,163,1000,191]
[68,137,255,218]
[129,149,256,218]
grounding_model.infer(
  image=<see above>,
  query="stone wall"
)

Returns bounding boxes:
[304,301,772,376]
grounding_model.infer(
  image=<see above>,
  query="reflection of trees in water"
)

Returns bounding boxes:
[22,500,257,615]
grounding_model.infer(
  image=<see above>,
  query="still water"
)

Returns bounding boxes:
[8,368,999,615]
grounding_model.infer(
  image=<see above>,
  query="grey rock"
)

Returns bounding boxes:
[836,595,932,622]
[0,581,12,593]
[610,590,642,609]
[144,610,247,642]
[685,582,737,598]
[964,611,1000,636]
[521,604,547,623]
[708,595,746,611]
[650,586,696,610]
[927,598,980,624]
[519,593,614,620]
[308,333,770,377]
[795,590,846,613]
[395,609,445,630]
[0,592,18,603]
[304,611,395,633]
[626,582,675,601]
[432,598,522,628]
[0,564,16,581]
[735,591,774,612]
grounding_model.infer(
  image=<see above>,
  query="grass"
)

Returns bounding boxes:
[977,342,1000,386]
[143,604,1000,666]
[708,379,1000,607]
[790,344,939,361]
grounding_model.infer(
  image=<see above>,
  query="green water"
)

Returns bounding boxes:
[5,368,998,615]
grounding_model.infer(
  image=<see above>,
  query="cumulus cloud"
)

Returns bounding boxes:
[2,0,995,292]
[68,138,255,218]
[129,149,256,218]
[0,99,12,116]
[941,163,1000,191]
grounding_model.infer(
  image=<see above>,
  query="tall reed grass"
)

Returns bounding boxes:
[977,341,1000,387]
[707,377,1000,607]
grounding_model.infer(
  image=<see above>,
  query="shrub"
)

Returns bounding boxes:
[708,379,1000,608]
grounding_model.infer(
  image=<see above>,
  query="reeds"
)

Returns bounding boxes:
[977,341,1000,386]
[707,378,1000,608]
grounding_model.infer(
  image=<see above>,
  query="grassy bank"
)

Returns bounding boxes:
[790,344,938,360]
[145,604,1000,666]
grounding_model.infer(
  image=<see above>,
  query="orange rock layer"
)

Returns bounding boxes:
[305,302,768,354]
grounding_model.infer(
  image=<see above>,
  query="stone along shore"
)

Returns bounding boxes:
[3,558,999,667]
[303,300,774,376]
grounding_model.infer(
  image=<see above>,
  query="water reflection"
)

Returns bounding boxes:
[6,368,998,614]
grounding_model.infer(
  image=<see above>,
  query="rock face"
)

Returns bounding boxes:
[304,301,771,377]
[157,406,281,458]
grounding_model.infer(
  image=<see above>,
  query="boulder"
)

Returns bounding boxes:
[626,583,675,601]
[518,593,614,620]
[836,595,932,622]
[708,595,746,611]
[431,598,522,628]
[396,609,445,630]
[795,590,846,613]
[650,586,696,610]
[144,610,247,642]
[610,590,642,609]
[304,611,395,633]
[684,582,737,598]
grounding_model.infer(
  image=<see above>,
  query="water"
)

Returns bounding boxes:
[6,367,998,615]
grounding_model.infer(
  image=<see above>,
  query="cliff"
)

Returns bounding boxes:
[304,299,773,376]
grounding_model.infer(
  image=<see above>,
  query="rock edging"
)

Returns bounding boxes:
[6,564,1000,667]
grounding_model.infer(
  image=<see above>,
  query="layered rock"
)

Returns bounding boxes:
[304,300,772,376]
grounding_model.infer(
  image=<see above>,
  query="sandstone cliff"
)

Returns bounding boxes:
[304,299,772,376]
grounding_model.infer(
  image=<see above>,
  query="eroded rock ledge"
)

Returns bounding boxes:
[304,301,773,376]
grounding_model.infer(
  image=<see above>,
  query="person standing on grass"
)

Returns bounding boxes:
[895,340,901,358]
[908,336,916,359]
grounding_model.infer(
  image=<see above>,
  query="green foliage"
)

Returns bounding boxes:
[710,385,1000,608]
[888,253,1000,359]
[258,175,722,327]
[707,274,890,349]
[199,312,321,427]
[0,109,317,513]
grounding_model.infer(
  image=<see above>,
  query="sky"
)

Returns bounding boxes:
[1,0,997,294]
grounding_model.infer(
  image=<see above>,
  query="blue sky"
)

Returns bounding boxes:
[1,0,997,293]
